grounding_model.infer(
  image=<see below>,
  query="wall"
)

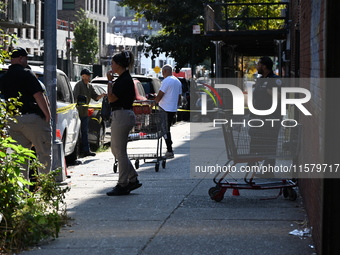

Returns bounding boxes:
[293,0,326,253]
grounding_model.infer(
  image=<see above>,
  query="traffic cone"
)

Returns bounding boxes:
[232,188,240,196]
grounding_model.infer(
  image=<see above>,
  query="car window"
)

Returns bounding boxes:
[90,85,105,104]
[140,81,153,94]
[135,81,146,98]
[179,79,189,94]
[152,78,161,93]
[57,73,72,103]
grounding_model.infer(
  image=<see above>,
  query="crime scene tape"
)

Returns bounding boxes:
[56,103,77,114]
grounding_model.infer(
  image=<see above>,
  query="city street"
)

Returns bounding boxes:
[22,121,315,255]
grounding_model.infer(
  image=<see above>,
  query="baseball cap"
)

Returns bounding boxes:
[10,47,28,58]
[80,68,93,75]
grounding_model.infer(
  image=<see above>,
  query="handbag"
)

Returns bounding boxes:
[101,96,111,121]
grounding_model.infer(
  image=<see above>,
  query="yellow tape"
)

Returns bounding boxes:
[57,103,77,114]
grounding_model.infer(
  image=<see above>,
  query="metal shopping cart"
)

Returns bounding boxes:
[113,100,168,173]
[209,122,301,202]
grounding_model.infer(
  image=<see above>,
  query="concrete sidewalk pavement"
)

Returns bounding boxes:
[22,121,316,255]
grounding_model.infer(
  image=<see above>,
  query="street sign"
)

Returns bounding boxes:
[193,25,200,34]
[153,66,161,73]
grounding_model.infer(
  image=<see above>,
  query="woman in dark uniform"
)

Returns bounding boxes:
[106,50,142,196]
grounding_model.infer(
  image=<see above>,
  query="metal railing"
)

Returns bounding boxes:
[205,2,289,34]
[0,0,35,28]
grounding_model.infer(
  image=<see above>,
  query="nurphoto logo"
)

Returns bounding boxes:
[199,81,312,127]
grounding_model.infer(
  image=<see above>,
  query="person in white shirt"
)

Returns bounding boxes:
[155,64,182,158]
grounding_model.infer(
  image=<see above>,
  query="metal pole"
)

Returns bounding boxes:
[67,18,72,79]
[44,0,58,170]
[214,41,223,78]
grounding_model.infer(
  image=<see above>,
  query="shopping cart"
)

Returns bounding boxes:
[209,122,301,202]
[113,100,167,173]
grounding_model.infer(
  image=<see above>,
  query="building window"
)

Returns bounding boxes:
[63,0,75,10]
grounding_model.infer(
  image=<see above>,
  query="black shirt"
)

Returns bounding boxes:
[251,71,282,118]
[110,70,135,109]
[0,64,44,114]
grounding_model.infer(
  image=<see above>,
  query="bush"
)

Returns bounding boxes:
[0,97,70,254]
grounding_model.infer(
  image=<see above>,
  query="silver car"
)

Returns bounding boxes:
[30,66,81,163]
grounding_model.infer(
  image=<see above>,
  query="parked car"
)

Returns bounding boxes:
[87,83,111,150]
[0,64,81,163]
[131,75,161,99]
[91,76,147,100]
[89,76,147,149]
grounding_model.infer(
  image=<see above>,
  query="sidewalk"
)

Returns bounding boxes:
[22,121,315,255]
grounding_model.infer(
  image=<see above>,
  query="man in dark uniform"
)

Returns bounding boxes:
[248,56,283,176]
[0,47,52,179]
[73,68,105,157]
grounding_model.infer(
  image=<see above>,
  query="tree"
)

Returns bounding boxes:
[72,9,99,64]
[120,0,284,70]
[0,2,15,64]
[0,28,14,64]
[120,0,216,70]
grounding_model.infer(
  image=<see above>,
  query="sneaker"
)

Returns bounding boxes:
[83,151,96,157]
[127,180,142,192]
[165,151,174,159]
[106,184,130,196]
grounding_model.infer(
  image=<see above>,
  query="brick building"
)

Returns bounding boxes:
[204,1,340,253]
[289,0,340,254]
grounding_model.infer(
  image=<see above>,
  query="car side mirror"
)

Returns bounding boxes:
[77,95,87,105]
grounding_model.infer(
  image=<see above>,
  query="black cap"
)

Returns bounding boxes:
[10,47,28,58]
[80,68,93,75]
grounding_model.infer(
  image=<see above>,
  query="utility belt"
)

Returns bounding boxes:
[23,102,45,119]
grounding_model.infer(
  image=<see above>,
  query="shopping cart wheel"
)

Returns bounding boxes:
[283,187,289,198]
[287,188,297,201]
[162,159,166,169]
[113,162,118,173]
[135,159,140,169]
[209,187,219,197]
[212,190,224,202]
[209,187,224,202]
[155,162,159,172]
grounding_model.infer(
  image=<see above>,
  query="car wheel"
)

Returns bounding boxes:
[66,134,80,163]
[92,124,105,151]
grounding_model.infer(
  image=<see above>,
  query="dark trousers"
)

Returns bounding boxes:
[80,116,90,152]
[164,111,176,152]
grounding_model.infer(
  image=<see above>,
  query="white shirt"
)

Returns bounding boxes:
[158,75,182,112]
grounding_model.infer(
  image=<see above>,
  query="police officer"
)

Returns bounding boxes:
[252,56,282,118]
[248,56,283,176]
[0,47,52,178]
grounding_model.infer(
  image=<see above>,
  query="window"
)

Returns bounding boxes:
[63,0,75,10]
[56,73,72,103]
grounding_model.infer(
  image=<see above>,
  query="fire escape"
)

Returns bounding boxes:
[204,2,289,77]
[0,0,35,29]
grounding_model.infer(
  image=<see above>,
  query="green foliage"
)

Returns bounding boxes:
[73,8,99,64]
[225,0,286,31]
[0,98,70,254]
[0,29,16,65]
[120,0,285,69]
[121,0,215,69]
